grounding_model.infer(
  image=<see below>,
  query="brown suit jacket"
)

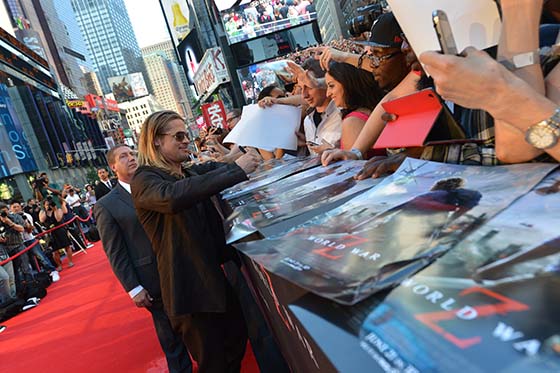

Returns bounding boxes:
[131,162,247,316]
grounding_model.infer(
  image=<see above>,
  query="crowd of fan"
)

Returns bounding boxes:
[198,1,560,169]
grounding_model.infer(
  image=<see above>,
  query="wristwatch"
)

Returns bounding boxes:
[499,50,540,71]
[350,148,363,160]
[525,108,560,149]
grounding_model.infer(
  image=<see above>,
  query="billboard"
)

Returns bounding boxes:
[159,0,192,46]
[236,60,284,104]
[107,73,148,102]
[193,47,231,99]
[0,84,38,177]
[85,94,120,112]
[220,0,317,44]
[177,28,204,85]
[201,100,227,128]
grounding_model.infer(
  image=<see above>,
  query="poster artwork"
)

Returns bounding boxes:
[359,171,560,372]
[226,161,380,243]
[222,156,321,200]
[236,159,556,305]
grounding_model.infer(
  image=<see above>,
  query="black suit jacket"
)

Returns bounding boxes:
[95,178,117,201]
[131,162,247,316]
[94,183,161,299]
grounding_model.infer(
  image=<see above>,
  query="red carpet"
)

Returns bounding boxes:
[0,243,259,373]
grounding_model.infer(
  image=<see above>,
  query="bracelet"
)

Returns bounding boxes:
[499,50,540,71]
[357,52,367,69]
[350,148,363,160]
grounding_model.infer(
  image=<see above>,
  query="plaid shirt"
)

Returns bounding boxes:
[2,213,24,248]
[420,108,499,166]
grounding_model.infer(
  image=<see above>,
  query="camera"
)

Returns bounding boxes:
[0,211,7,218]
[45,195,56,208]
[347,4,384,37]
[32,175,47,189]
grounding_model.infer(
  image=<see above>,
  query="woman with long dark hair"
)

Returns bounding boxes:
[325,61,384,151]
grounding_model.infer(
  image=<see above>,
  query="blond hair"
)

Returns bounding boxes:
[137,110,185,177]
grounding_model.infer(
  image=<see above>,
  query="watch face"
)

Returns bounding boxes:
[525,124,558,149]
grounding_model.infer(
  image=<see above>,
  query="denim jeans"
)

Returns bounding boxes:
[7,244,34,293]
[25,239,56,272]
[0,264,16,305]
[2,261,16,298]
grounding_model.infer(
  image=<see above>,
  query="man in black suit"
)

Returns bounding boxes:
[95,145,192,373]
[94,167,117,201]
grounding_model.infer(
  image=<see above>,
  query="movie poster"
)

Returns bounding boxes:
[359,172,560,372]
[222,156,320,200]
[226,161,380,243]
[228,158,347,208]
[235,159,556,305]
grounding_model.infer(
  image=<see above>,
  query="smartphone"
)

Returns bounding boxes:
[432,10,458,55]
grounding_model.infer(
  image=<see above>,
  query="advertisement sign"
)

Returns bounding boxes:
[0,84,38,177]
[359,171,560,372]
[159,0,192,47]
[235,159,556,305]
[107,73,148,102]
[85,94,120,112]
[66,100,85,108]
[177,28,204,85]
[15,29,48,61]
[193,47,231,98]
[201,100,227,129]
[219,0,317,44]
[129,72,149,97]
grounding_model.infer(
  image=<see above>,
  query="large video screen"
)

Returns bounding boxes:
[237,59,288,104]
[231,21,321,67]
[107,73,149,103]
[221,0,317,45]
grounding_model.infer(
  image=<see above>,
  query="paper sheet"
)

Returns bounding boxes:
[387,0,501,56]
[223,104,301,151]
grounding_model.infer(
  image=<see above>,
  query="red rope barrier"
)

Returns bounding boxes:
[0,209,94,266]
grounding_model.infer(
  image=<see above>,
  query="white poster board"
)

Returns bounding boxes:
[387,0,501,56]
[223,104,301,151]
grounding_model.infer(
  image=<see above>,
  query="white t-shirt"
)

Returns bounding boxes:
[303,100,342,155]
[21,212,35,241]
[65,193,81,208]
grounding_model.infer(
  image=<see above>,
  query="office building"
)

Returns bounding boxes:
[118,95,162,134]
[141,40,194,118]
[316,0,348,43]
[71,0,146,94]
[142,51,185,117]
[0,26,106,199]
[24,0,93,97]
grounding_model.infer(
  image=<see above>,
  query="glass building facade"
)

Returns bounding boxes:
[71,0,145,94]
[0,26,106,200]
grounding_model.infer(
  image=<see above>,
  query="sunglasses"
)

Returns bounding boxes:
[162,131,189,142]
[369,51,401,67]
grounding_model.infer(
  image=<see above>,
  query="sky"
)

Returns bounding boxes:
[124,0,171,48]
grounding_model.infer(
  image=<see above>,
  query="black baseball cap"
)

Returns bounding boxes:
[357,12,404,48]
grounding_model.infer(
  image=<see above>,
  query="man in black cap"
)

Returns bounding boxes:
[315,12,409,91]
